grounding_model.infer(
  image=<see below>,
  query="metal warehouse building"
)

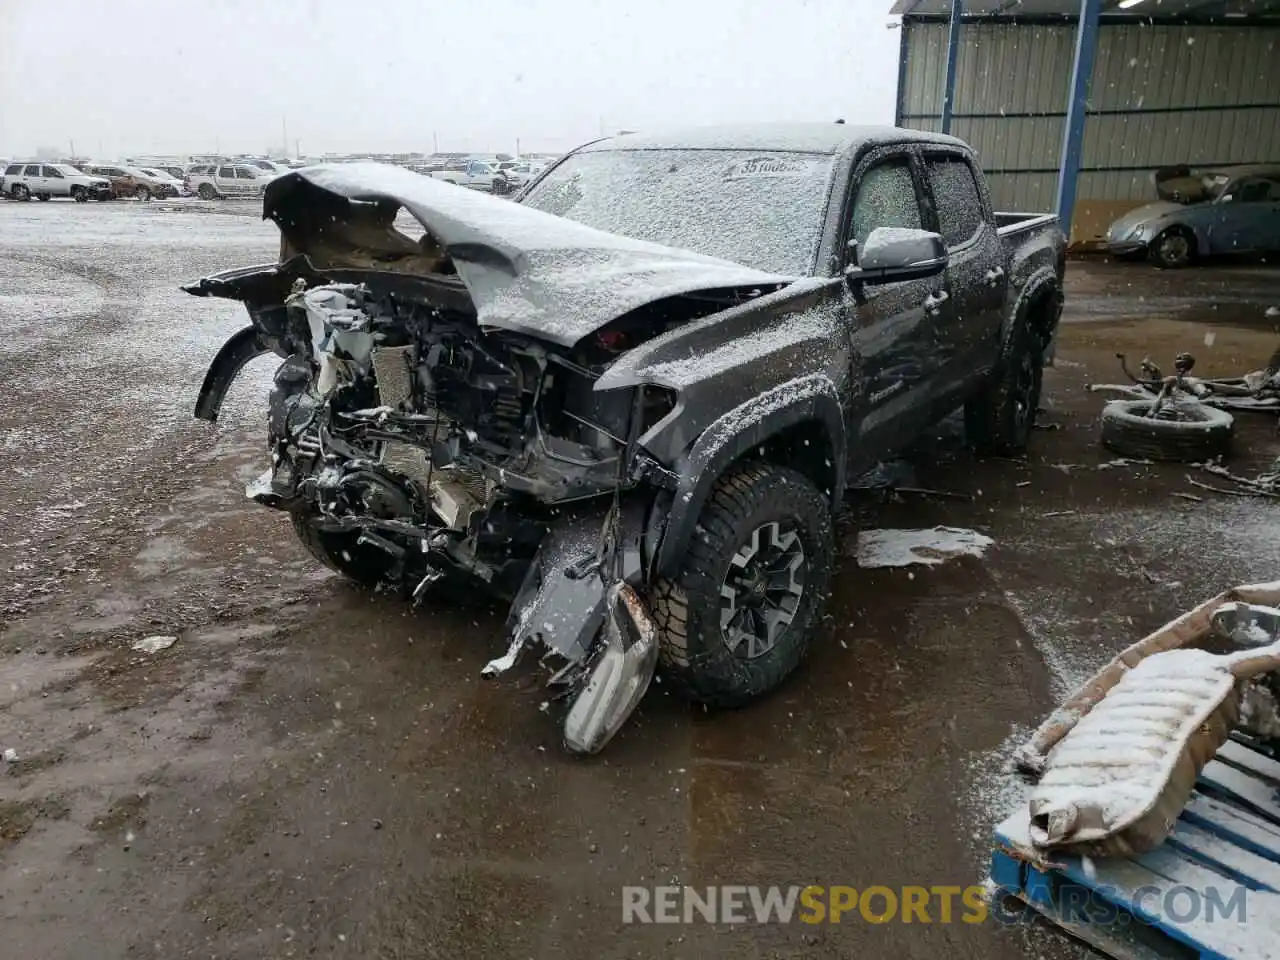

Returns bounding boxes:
[891,0,1280,245]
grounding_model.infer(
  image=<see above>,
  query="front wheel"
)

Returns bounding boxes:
[651,463,834,708]
[290,512,397,587]
[966,316,1043,455]
[1150,227,1194,269]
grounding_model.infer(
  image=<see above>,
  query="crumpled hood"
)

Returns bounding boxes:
[1109,201,1186,238]
[262,163,798,347]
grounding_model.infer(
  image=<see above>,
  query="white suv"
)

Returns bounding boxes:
[185,163,271,200]
[2,162,112,202]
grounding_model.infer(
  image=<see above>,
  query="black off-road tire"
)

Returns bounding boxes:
[197,183,217,200]
[11,184,30,201]
[651,463,834,708]
[1149,226,1194,269]
[135,185,151,201]
[71,185,88,202]
[290,512,398,588]
[1100,399,1233,462]
[965,317,1043,456]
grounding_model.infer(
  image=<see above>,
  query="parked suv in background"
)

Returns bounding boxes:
[2,162,112,201]
[185,163,270,199]
[83,164,178,200]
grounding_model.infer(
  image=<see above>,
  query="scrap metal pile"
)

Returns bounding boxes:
[1092,348,1280,464]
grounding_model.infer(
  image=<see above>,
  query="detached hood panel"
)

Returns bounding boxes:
[263,163,798,347]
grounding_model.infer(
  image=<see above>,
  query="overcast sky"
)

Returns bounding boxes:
[0,0,900,159]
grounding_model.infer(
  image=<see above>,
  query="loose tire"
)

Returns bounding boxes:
[135,185,151,201]
[651,463,834,708]
[966,316,1043,455]
[35,193,50,202]
[11,184,30,201]
[290,512,397,588]
[1149,227,1194,269]
[197,183,217,200]
[1100,399,1233,462]
[71,185,88,202]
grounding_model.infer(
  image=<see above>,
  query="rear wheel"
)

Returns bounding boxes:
[11,184,30,201]
[966,315,1043,455]
[290,512,398,588]
[1150,227,1194,269]
[651,463,834,708]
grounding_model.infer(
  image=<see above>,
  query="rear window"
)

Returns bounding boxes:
[925,155,984,247]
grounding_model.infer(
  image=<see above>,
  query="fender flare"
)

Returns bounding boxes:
[652,374,846,579]
[1003,267,1063,356]
[194,325,269,422]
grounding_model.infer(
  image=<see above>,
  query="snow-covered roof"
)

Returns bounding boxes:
[892,0,1280,18]
[579,122,967,156]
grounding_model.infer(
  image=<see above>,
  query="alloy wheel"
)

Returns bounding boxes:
[719,520,806,660]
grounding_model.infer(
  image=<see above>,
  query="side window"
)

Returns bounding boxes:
[925,156,984,247]
[218,166,234,178]
[236,167,255,179]
[24,164,41,176]
[43,166,64,178]
[849,158,923,262]
[4,164,20,175]
[1234,179,1271,203]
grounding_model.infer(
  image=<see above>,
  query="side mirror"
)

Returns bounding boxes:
[845,227,948,285]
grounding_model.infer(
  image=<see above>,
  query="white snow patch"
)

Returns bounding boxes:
[856,526,993,569]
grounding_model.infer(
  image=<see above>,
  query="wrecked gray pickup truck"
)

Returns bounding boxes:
[185,123,1065,754]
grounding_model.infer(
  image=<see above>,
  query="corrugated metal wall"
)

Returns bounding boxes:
[898,20,1280,212]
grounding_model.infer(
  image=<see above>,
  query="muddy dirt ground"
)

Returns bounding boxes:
[3,199,1280,959]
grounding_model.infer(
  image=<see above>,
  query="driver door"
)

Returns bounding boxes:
[1210,177,1280,253]
[844,147,952,466]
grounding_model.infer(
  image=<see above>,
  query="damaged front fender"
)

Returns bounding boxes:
[194,325,270,423]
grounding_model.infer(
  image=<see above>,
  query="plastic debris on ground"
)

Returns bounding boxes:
[130,635,178,654]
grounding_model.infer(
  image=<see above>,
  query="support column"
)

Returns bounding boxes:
[940,0,963,135]
[1054,0,1102,242]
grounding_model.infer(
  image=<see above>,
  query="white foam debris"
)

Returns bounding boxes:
[3,748,18,763]
[855,526,994,569]
[131,635,177,654]
[1266,306,1279,318]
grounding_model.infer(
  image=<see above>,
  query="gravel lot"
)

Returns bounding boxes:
[3,197,1279,959]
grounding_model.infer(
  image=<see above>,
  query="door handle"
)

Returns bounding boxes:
[984,266,1005,287]
[923,290,950,315]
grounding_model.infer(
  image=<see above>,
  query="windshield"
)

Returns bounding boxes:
[520,148,835,275]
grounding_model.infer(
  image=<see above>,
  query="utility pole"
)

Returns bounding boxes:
[69,138,76,159]
[432,131,439,153]
[295,138,300,161]
[281,116,288,157]
[516,137,521,157]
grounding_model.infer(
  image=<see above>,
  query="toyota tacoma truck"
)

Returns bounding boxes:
[184,123,1065,754]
